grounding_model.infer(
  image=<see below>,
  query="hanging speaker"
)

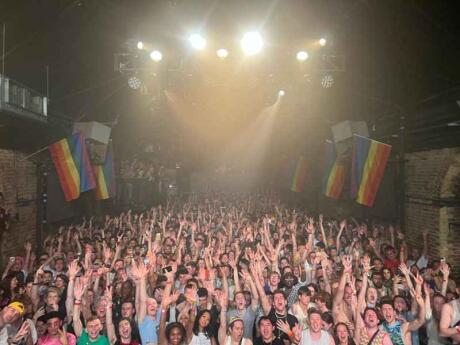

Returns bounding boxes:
[331,121,369,143]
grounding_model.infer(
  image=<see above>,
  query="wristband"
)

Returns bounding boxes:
[287,331,293,338]
[456,326,460,334]
[74,301,81,305]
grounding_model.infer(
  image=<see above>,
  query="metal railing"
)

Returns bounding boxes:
[0,74,47,117]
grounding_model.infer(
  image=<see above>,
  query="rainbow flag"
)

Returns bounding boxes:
[351,135,391,207]
[290,156,308,192]
[322,141,346,199]
[49,132,96,201]
[93,143,115,200]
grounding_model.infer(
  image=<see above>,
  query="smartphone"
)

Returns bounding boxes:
[440,257,446,263]
[9,257,15,263]
[162,266,172,274]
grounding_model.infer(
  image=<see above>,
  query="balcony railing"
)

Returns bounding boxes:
[0,75,47,121]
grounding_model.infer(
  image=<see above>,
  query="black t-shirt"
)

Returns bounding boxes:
[267,308,298,342]
[254,336,285,345]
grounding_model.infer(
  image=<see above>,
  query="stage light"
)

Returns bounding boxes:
[150,50,162,62]
[278,90,285,97]
[128,76,141,89]
[189,34,206,50]
[296,51,309,61]
[321,74,334,88]
[137,41,144,50]
[319,38,327,47]
[216,48,229,59]
[241,32,263,56]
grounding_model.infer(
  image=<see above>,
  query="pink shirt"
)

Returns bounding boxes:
[38,333,77,345]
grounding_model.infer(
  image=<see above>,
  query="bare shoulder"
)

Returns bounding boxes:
[441,302,453,313]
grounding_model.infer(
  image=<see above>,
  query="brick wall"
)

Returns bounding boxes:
[0,149,37,267]
[405,148,460,279]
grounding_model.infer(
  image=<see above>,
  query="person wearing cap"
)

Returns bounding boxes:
[226,270,259,340]
[0,302,31,345]
[217,282,253,345]
[37,311,76,345]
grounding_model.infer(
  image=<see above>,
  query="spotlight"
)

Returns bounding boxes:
[189,34,206,50]
[319,38,327,47]
[216,48,229,59]
[296,51,309,61]
[321,74,334,88]
[150,50,162,62]
[278,90,285,97]
[128,76,141,90]
[241,32,263,56]
[137,41,144,50]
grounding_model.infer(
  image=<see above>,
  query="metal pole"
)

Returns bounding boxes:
[46,65,49,101]
[2,23,5,77]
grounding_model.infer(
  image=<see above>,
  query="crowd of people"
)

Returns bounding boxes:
[0,192,459,345]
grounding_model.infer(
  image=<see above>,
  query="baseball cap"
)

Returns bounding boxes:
[8,302,25,316]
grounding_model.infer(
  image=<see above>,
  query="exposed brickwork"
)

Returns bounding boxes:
[405,148,460,279]
[0,149,37,267]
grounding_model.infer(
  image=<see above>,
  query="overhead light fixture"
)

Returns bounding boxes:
[137,41,144,50]
[278,90,285,97]
[296,51,309,61]
[150,50,163,62]
[128,75,142,89]
[447,120,460,127]
[321,74,334,88]
[241,32,263,56]
[319,38,327,47]
[189,34,206,50]
[216,48,229,59]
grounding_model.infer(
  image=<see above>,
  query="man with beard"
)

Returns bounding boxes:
[253,317,284,345]
[380,290,425,345]
[371,272,391,298]
[355,308,392,345]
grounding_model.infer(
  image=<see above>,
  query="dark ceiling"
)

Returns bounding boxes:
[1,0,460,154]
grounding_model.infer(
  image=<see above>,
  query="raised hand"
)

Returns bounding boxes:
[440,262,450,279]
[414,272,424,286]
[103,247,112,261]
[399,262,410,276]
[342,255,352,273]
[68,260,80,280]
[105,285,113,302]
[11,322,30,343]
[409,287,424,305]
[276,319,292,335]
[73,279,85,300]
[58,329,68,345]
